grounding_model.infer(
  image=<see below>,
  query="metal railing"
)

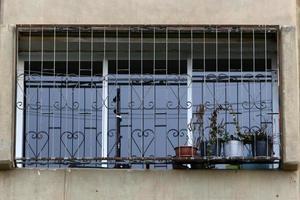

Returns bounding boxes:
[15,25,280,169]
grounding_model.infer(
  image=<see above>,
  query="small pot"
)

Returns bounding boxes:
[224,140,244,157]
[254,140,273,157]
[174,146,198,157]
[198,140,222,157]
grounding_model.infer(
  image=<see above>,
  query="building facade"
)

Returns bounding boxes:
[0,0,300,199]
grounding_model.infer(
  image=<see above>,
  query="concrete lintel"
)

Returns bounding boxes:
[0,0,297,25]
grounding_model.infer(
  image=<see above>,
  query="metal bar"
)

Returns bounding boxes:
[101,58,108,166]
[115,87,121,158]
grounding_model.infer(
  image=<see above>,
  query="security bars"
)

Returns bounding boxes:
[16,25,280,169]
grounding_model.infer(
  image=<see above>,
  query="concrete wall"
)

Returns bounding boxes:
[0,25,15,169]
[0,169,297,200]
[0,0,300,199]
[0,0,297,25]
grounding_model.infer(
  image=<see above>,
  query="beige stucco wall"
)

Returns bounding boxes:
[0,169,297,200]
[0,0,299,199]
[0,24,15,169]
[0,0,297,25]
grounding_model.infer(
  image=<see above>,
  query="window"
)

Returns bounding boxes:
[16,26,280,169]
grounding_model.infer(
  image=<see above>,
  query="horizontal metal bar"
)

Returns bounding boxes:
[16,25,280,33]
[15,156,280,165]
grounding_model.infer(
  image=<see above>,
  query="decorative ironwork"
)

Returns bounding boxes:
[16,25,280,169]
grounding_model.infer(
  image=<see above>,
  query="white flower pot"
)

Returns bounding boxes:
[224,140,244,157]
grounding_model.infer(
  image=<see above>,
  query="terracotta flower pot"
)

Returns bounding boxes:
[174,146,198,157]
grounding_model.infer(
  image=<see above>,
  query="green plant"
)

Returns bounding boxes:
[240,131,254,144]
[220,105,243,143]
[240,125,271,144]
[255,124,272,141]
[208,105,225,144]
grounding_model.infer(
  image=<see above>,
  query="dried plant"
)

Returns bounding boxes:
[196,104,205,139]
[240,124,271,144]
[221,105,243,142]
[208,105,225,144]
[188,104,205,146]
[255,124,272,141]
[240,131,254,144]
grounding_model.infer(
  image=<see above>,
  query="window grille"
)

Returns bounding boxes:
[16,25,280,169]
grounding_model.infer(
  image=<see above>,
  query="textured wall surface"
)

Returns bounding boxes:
[0,169,298,200]
[0,0,297,25]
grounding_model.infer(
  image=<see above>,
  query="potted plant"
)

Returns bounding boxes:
[240,130,255,157]
[222,132,244,158]
[192,104,207,157]
[174,146,198,157]
[240,125,274,157]
[205,105,224,157]
[254,125,273,157]
[174,105,205,157]
[175,104,206,157]
[222,106,244,158]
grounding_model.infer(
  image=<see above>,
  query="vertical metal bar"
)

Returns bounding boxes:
[239,28,243,152]
[187,33,193,147]
[52,27,56,163]
[78,27,82,158]
[59,75,62,166]
[15,29,24,167]
[35,67,39,163]
[26,27,32,163]
[101,57,108,163]
[215,27,218,156]
[253,29,257,157]
[264,27,269,158]
[115,28,122,160]
[214,27,217,110]
[128,28,132,159]
[101,29,108,166]
[36,27,44,166]
[47,29,52,167]
[64,27,69,161]
[236,34,240,126]
[153,28,157,164]
[203,29,206,156]
[141,28,145,158]
[90,28,93,160]
[165,28,168,160]
[247,29,253,157]
[115,87,121,158]
[47,86,50,167]
[125,28,129,161]
[177,29,180,149]
[226,28,230,137]
[216,27,218,74]
[92,28,98,162]
[201,30,204,143]
[71,87,74,157]
[83,85,86,162]
[239,29,243,124]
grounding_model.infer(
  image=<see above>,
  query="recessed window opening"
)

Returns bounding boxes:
[16,26,280,169]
